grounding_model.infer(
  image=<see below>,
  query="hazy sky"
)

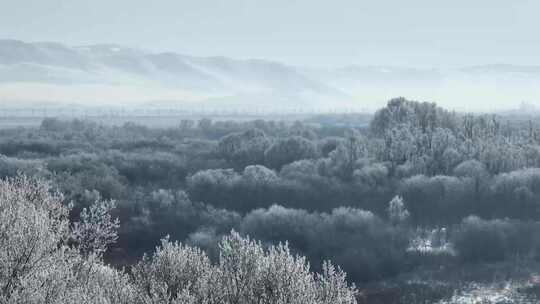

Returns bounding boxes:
[1,0,538,68]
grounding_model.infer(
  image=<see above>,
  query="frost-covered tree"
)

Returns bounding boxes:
[132,237,216,304]
[0,175,70,301]
[327,130,368,180]
[387,195,410,225]
[71,197,120,257]
[383,125,418,170]
[218,129,271,169]
[453,159,488,199]
[133,231,358,304]
[0,175,133,304]
[264,136,318,170]
[241,165,278,187]
[353,162,389,193]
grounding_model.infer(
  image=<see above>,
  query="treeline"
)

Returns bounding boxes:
[2,97,540,285]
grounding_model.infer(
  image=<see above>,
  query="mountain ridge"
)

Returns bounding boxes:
[1,39,539,111]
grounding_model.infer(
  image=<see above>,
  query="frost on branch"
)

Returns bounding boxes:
[71,197,120,256]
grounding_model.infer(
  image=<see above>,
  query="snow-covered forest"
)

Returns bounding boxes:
[3,98,540,303]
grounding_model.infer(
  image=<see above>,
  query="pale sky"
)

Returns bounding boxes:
[1,0,538,68]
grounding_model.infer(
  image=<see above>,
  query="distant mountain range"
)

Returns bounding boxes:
[0,39,539,112]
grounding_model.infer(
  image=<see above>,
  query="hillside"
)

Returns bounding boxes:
[1,39,540,111]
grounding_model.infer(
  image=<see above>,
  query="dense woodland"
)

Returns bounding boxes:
[3,97,540,303]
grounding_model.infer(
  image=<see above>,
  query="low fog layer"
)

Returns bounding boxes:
[0,40,539,112]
